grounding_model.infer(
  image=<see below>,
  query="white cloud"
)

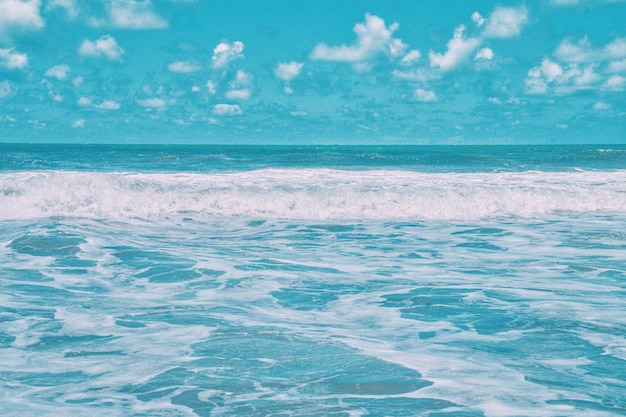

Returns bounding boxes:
[45,64,71,80]
[231,69,253,87]
[482,6,528,39]
[213,103,242,116]
[604,38,626,60]
[41,79,63,101]
[556,37,626,64]
[290,111,307,117]
[138,97,169,108]
[593,101,610,110]
[0,80,17,99]
[391,67,434,82]
[46,0,78,19]
[608,58,626,72]
[95,100,121,110]
[525,58,563,94]
[0,48,28,69]
[475,47,494,60]
[225,89,251,100]
[274,61,304,81]
[525,58,604,94]
[167,60,201,73]
[429,25,481,71]
[107,0,168,29]
[401,50,421,64]
[0,0,44,32]
[72,118,85,128]
[206,80,217,94]
[78,97,120,110]
[527,36,626,94]
[605,75,625,89]
[471,12,485,27]
[212,40,244,69]
[274,61,302,93]
[310,14,407,67]
[574,65,601,86]
[554,37,596,62]
[414,88,437,102]
[78,35,124,61]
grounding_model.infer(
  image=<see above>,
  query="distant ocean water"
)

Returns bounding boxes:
[1,144,625,416]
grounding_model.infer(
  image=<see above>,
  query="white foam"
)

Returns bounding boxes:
[1,169,626,221]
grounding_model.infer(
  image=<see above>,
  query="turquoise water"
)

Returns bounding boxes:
[1,145,625,416]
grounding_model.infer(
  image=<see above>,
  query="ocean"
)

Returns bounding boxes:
[1,144,625,416]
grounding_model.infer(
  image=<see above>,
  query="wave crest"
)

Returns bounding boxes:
[1,169,625,221]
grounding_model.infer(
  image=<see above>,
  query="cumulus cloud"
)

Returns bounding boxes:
[593,101,610,110]
[213,103,242,116]
[414,88,437,102]
[230,69,253,87]
[310,14,408,69]
[78,97,121,110]
[605,75,625,89]
[167,60,201,73]
[274,61,304,81]
[525,57,602,94]
[429,25,481,71]
[107,0,168,29]
[482,6,528,39]
[471,12,486,27]
[400,50,421,64]
[78,35,124,61]
[46,0,78,19]
[206,80,217,94]
[555,36,626,63]
[525,58,564,94]
[0,48,28,69]
[222,70,253,99]
[526,36,626,94]
[224,89,251,100]
[0,80,17,99]
[608,59,626,73]
[138,97,169,108]
[72,118,85,128]
[274,61,303,94]
[0,0,44,32]
[475,47,494,60]
[554,37,597,62]
[212,40,244,69]
[95,100,121,110]
[45,64,71,80]
[604,37,626,60]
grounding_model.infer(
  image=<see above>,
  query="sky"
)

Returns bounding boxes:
[0,0,625,145]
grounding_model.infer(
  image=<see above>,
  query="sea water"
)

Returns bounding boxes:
[1,144,625,416]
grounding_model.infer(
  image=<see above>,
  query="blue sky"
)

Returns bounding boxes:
[0,0,625,144]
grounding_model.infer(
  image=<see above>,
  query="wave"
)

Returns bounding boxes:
[1,169,625,221]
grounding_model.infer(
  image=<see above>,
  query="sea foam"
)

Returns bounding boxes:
[1,169,625,221]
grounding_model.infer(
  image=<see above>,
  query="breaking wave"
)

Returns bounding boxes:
[2,169,625,221]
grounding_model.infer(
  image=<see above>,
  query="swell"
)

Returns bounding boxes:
[1,169,625,221]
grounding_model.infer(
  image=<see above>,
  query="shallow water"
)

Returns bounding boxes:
[1,145,625,416]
